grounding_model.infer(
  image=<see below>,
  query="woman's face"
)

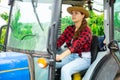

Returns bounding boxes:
[71,11,85,23]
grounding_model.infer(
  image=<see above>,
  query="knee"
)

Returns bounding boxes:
[61,65,72,75]
[61,66,73,80]
[61,66,66,74]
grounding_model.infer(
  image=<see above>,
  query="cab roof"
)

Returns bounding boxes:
[62,0,87,6]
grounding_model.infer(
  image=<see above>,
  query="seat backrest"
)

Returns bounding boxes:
[90,36,99,63]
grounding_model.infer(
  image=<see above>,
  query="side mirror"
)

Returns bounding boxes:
[108,40,119,52]
[108,40,120,66]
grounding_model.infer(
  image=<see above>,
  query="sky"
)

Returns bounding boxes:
[0,0,71,24]
[0,0,10,27]
[0,0,104,24]
[0,0,9,13]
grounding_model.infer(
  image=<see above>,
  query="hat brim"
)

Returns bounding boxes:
[67,6,89,18]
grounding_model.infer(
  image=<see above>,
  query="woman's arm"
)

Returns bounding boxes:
[56,49,71,61]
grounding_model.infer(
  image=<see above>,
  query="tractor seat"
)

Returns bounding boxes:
[80,35,99,77]
[90,35,99,63]
[55,36,99,79]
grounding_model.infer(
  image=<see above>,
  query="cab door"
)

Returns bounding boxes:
[109,0,120,68]
[5,0,61,80]
[83,0,120,80]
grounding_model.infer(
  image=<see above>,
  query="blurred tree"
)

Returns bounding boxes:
[61,11,104,36]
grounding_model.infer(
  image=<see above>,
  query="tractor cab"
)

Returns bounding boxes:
[0,0,120,80]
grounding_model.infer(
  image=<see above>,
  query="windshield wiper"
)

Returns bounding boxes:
[20,34,36,40]
[31,0,44,31]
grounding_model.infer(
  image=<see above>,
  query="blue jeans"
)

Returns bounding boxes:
[56,53,91,80]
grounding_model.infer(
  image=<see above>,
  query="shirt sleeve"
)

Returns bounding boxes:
[57,27,68,48]
[68,28,92,53]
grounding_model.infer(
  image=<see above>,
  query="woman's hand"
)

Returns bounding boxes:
[56,55,62,61]
[56,49,71,61]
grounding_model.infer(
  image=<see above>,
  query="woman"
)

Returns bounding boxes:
[56,6,92,80]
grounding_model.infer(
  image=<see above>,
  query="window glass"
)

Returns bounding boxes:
[7,0,54,52]
[114,0,120,42]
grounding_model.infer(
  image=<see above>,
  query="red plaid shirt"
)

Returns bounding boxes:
[57,25,92,55]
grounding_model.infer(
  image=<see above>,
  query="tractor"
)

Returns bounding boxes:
[0,0,120,80]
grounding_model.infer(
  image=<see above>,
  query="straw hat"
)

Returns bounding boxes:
[67,6,90,18]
